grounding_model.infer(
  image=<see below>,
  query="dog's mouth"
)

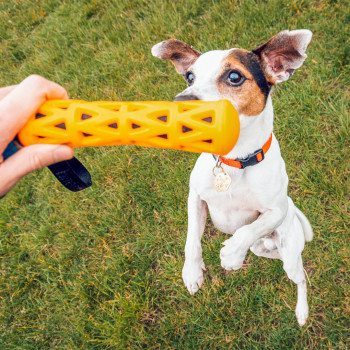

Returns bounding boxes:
[172,94,200,102]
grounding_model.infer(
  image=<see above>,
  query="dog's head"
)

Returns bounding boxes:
[152,30,312,118]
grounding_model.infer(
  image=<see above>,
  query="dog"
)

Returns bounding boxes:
[152,30,313,326]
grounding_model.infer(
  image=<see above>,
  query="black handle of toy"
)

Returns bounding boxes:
[48,157,92,192]
[2,141,92,192]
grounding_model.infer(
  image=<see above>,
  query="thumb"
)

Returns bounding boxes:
[0,144,74,196]
[8,144,74,174]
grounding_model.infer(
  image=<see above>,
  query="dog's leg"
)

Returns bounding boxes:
[282,252,309,326]
[280,215,309,326]
[220,208,285,270]
[182,188,208,295]
[296,278,308,326]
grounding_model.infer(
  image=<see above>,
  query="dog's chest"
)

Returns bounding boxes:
[201,178,260,234]
[191,161,261,233]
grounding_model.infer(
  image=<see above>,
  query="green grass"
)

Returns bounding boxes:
[0,0,349,348]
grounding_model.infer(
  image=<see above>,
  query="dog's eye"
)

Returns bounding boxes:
[227,70,245,86]
[185,72,195,86]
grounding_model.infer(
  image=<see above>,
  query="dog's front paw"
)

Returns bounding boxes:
[182,260,205,295]
[220,238,246,271]
[296,301,309,326]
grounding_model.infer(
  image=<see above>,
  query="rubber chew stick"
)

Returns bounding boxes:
[18,99,240,155]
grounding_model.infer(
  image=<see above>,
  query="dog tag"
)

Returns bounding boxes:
[213,165,231,192]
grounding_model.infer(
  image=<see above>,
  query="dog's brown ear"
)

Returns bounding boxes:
[152,39,201,74]
[252,30,312,84]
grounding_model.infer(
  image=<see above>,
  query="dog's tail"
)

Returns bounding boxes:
[296,207,313,242]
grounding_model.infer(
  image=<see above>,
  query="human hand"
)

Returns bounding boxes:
[0,75,74,197]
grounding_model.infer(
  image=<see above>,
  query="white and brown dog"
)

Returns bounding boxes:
[152,30,313,326]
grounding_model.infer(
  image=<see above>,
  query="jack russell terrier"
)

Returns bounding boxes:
[152,30,313,326]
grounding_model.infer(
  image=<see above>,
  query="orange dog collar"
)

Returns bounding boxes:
[217,133,273,169]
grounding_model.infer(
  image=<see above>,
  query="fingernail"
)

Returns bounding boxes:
[54,146,74,162]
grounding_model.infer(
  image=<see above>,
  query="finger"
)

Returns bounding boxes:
[0,144,74,197]
[0,85,17,100]
[20,74,69,100]
[0,75,69,151]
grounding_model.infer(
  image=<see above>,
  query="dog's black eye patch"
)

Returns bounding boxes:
[230,50,271,98]
[183,71,195,86]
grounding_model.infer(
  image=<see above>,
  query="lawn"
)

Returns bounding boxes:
[0,0,349,349]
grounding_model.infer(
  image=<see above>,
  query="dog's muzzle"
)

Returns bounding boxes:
[172,94,200,102]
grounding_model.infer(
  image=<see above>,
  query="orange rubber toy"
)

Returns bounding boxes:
[18,99,240,155]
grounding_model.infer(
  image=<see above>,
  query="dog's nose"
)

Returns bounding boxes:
[172,94,200,102]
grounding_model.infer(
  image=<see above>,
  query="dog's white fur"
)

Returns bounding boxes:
[152,30,313,326]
